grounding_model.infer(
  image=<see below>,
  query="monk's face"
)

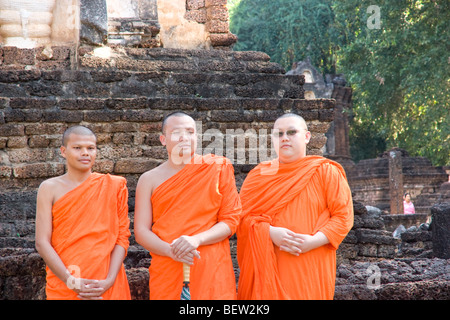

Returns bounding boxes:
[160,115,197,162]
[272,116,311,163]
[60,133,97,171]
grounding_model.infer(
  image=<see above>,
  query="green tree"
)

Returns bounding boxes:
[230,0,450,165]
[334,0,449,165]
[230,0,339,73]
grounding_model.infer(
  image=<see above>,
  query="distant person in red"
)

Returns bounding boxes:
[403,192,415,214]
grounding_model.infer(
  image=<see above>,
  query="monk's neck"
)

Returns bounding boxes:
[279,154,306,164]
[65,169,93,185]
[167,154,195,170]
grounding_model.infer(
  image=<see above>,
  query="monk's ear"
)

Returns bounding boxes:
[60,145,67,159]
[305,131,312,144]
[159,134,166,146]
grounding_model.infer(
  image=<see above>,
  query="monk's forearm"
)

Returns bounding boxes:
[35,240,72,284]
[192,222,231,246]
[135,227,172,257]
[105,245,126,285]
[310,231,330,249]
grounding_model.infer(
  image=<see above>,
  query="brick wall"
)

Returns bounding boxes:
[0,45,336,299]
[185,0,237,48]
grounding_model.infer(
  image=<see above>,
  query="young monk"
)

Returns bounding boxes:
[35,125,131,300]
[237,113,354,300]
[134,111,241,300]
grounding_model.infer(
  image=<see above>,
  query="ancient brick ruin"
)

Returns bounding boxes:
[1,0,449,300]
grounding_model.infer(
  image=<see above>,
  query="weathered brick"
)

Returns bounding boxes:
[92,160,114,173]
[24,123,64,135]
[106,98,148,110]
[90,70,131,83]
[206,6,228,21]
[110,122,139,133]
[211,110,254,122]
[140,122,162,133]
[59,98,106,110]
[50,46,72,61]
[319,109,335,122]
[297,110,319,121]
[43,110,83,123]
[209,33,238,47]
[0,83,27,97]
[5,109,43,122]
[36,59,72,71]
[142,146,167,160]
[0,124,24,136]
[95,133,112,144]
[112,132,135,145]
[9,98,56,109]
[28,136,50,148]
[184,9,207,23]
[308,134,328,149]
[84,110,122,122]
[307,121,331,134]
[4,109,25,122]
[121,109,163,122]
[13,163,64,179]
[0,137,7,148]
[6,137,28,149]
[114,158,160,174]
[24,81,64,97]
[205,0,227,6]
[0,166,12,178]
[232,51,271,62]
[187,0,205,10]
[8,148,56,163]
[2,47,36,65]
[206,20,229,33]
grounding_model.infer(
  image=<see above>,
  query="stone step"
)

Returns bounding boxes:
[0,236,35,249]
[1,97,334,125]
[0,70,304,100]
[79,47,286,74]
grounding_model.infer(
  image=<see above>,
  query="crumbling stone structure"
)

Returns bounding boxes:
[0,0,236,50]
[0,43,334,299]
[347,149,448,214]
[334,200,449,300]
[1,0,448,301]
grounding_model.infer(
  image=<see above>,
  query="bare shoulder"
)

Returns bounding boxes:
[139,164,163,181]
[36,175,67,206]
[137,162,166,191]
[38,176,65,193]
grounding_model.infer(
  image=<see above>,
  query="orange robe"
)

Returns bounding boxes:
[149,154,241,300]
[46,173,131,300]
[237,156,353,300]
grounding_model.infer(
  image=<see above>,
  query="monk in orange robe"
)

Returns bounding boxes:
[134,112,241,299]
[35,126,131,300]
[237,113,353,300]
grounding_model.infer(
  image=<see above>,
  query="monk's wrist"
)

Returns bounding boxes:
[312,231,329,248]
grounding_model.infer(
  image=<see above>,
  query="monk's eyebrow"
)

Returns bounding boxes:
[170,126,196,132]
[274,126,299,131]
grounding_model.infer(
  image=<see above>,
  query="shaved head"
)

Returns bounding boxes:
[162,111,193,134]
[62,126,96,146]
[275,113,308,130]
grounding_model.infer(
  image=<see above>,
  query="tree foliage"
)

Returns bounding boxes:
[230,0,340,73]
[230,0,449,166]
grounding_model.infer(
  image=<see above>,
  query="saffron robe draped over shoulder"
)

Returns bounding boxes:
[46,173,131,300]
[237,156,353,300]
[149,154,242,300]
